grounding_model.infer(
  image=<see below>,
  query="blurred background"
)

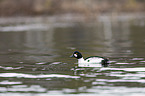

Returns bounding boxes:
[0,0,145,16]
[0,0,145,96]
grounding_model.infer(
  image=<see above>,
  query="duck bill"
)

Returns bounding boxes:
[70,54,74,58]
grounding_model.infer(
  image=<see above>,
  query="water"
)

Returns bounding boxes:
[0,14,145,96]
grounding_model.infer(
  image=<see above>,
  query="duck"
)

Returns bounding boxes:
[70,51,109,67]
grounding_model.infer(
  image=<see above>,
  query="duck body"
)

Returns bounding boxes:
[70,51,109,67]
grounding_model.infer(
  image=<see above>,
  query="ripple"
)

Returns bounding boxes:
[0,80,22,85]
[87,86,145,96]
[0,85,46,92]
[130,58,144,60]
[0,73,80,79]
[51,62,61,65]
[115,62,131,64]
[101,67,145,72]
[123,68,145,72]
[107,79,145,83]
[0,66,23,70]
[110,72,145,78]
[94,78,145,83]
[115,62,136,65]
[140,61,145,63]
[36,62,62,65]
[67,47,76,50]
[109,61,117,63]
[0,24,49,32]
[35,62,47,65]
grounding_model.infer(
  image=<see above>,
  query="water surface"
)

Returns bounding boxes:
[0,14,145,96]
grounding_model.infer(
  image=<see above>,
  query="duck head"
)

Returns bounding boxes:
[70,51,83,59]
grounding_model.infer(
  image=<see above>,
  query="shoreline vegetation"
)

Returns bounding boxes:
[0,0,145,17]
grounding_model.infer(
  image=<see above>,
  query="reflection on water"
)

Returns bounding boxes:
[0,14,145,96]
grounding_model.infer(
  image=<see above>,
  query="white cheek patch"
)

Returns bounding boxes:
[74,54,77,57]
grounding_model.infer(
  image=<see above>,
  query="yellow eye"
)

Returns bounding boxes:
[76,53,78,54]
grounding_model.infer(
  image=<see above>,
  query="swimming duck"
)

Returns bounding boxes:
[70,51,109,67]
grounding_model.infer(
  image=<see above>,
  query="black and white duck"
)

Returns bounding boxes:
[70,51,109,67]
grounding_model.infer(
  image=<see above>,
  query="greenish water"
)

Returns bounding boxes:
[0,14,145,96]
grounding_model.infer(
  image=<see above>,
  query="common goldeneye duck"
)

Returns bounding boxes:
[70,51,109,67]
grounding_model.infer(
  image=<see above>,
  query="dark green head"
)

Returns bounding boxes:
[70,51,83,59]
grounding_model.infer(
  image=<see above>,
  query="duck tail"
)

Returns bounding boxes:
[102,58,109,67]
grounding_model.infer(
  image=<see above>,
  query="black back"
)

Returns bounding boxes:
[101,58,109,67]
